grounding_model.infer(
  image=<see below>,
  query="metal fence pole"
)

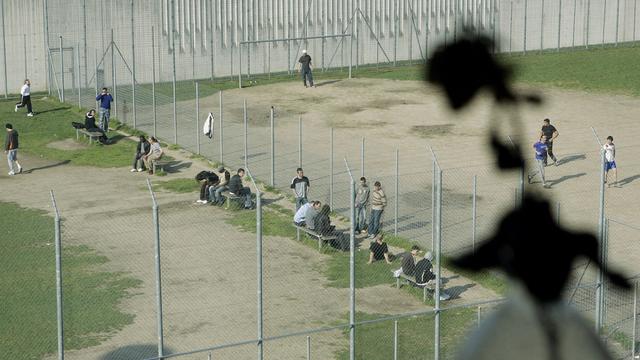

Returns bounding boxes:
[633,281,638,359]
[60,36,65,102]
[541,0,545,51]
[634,0,638,43]
[256,192,264,360]
[360,137,365,177]
[557,0,562,51]
[76,44,81,108]
[196,82,200,155]
[472,175,477,252]
[602,0,607,48]
[171,0,177,144]
[24,34,28,80]
[330,127,334,210]
[394,0,398,66]
[82,0,87,87]
[349,34,353,79]
[615,0,620,46]
[477,306,482,327]
[50,191,64,360]
[349,177,356,360]
[270,106,275,186]
[595,149,606,333]
[147,180,165,360]
[393,320,399,360]
[298,116,303,167]
[394,148,399,236]
[431,157,436,250]
[131,0,136,128]
[1,0,7,98]
[94,48,98,104]
[586,0,591,48]
[306,336,311,360]
[434,167,443,360]
[509,2,513,55]
[238,44,242,88]
[244,99,248,169]
[152,26,157,138]
[572,0,577,47]
[524,0,528,54]
[218,90,224,164]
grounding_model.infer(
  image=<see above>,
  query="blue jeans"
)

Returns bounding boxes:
[369,209,383,236]
[295,197,308,211]
[237,187,253,208]
[7,149,18,172]
[99,108,110,132]
[301,69,314,86]
[355,206,367,232]
[209,185,228,203]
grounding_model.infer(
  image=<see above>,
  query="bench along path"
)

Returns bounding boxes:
[76,128,103,144]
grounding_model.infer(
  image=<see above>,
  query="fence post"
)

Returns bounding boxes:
[152,26,157,138]
[244,99,248,169]
[50,191,64,360]
[557,0,562,51]
[146,180,164,359]
[330,127,334,210]
[602,0,607,48]
[477,306,482,327]
[472,175,477,252]
[306,336,311,360]
[24,34,28,80]
[219,91,223,164]
[394,148,399,236]
[434,166,443,360]
[556,202,560,223]
[595,149,606,333]
[572,0,577,47]
[349,34,353,79]
[509,1,513,55]
[76,44,81,108]
[540,0,545,51]
[60,36,65,103]
[349,177,356,360]
[394,1,398,66]
[238,44,242,88]
[523,0,528,54]
[634,0,638,43]
[131,0,136,128]
[196,82,200,155]
[298,116,302,167]
[615,0,620,46]
[1,0,7,98]
[393,320,399,360]
[431,157,436,251]
[171,0,177,144]
[360,137,365,177]
[633,281,638,359]
[586,0,591,48]
[94,48,98,105]
[256,191,264,360]
[270,106,275,186]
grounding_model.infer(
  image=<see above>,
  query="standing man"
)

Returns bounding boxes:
[368,181,387,238]
[291,167,310,210]
[603,136,618,187]
[539,118,559,166]
[14,79,34,116]
[297,50,315,88]
[4,123,22,175]
[355,176,370,235]
[96,88,114,132]
[528,135,550,188]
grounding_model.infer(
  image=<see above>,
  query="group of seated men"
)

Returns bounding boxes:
[293,200,350,250]
[195,167,253,209]
[369,235,436,286]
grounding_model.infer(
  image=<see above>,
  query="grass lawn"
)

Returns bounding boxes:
[0,98,137,168]
[336,309,476,360]
[0,202,141,359]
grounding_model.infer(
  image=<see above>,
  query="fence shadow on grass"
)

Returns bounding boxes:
[100,344,176,360]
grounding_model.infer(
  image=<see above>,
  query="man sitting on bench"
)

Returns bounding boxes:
[228,168,253,209]
[401,245,420,278]
[293,201,321,227]
[84,109,109,144]
[415,251,436,285]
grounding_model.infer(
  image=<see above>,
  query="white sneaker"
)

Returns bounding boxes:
[137,168,143,172]
[8,171,15,176]
[196,200,207,204]
[130,168,137,172]
[27,113,34,117]
[14,105,18,112]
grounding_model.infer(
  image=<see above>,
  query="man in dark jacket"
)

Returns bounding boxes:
[228,168,253,209]
[401,245,420,277]
[96,88,114,132]
[131,135,150,172]
[5,123,22,175]
[196,171,219,204]
[85,109,108,144]
[415,251,436,284]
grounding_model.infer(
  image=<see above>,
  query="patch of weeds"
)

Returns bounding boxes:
[411,124,455,138]
[168,144,181,150]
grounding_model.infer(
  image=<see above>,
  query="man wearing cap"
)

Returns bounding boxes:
[297,50,315,88]
[210,166,231,205]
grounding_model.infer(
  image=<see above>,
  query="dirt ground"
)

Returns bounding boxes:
[3,77,639,359]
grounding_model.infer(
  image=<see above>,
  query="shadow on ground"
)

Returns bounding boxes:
[99,344,176,360]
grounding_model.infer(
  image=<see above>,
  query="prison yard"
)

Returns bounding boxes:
[3,45,640,360]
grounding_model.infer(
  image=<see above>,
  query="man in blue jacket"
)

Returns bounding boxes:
[96,88,114,132]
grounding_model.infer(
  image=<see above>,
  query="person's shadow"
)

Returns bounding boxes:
[548,172,586,187]
[99,344,176,360]
[617,175,640,186]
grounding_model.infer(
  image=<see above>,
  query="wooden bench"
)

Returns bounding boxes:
[222,191,244,210]
[76,128,103,144]
[294,224,338,250]
[152,159,170,174]
[394,272,451,302]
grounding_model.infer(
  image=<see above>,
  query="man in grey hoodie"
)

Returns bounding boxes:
[355,177,370,234]
[368,181,387,238]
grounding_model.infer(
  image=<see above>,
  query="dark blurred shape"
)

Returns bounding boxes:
[426,36,515,110]
[491,135,524,169]
[100,344,175,360]
[452,196,630,303]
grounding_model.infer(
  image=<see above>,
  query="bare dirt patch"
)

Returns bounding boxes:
[411,124,455,138]
[47,138,89,151]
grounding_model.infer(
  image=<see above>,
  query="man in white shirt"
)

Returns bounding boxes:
[15,79,33,116]
[293,202,312,226]
[603,136,618,187]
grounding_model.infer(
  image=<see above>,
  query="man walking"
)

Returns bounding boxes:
[96,88,114,132]
[297,50,315,88]
[355,176,370,234]
[4,123,22,175]
[15,79,34,116]
[540,118,559,166]
[291,167,310,210]
[368,181,387,238]
[603,136,618,187]
[528,135,550,188]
